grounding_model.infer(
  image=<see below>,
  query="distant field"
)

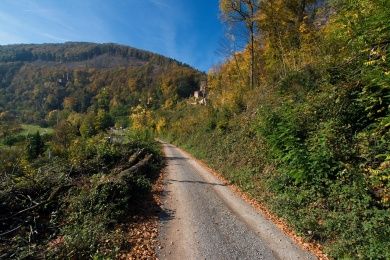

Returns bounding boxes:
[0,124,54,147]
[19,124,54,136]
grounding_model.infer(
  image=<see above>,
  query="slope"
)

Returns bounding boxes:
[157,0,390,259]
[0,42,202,126]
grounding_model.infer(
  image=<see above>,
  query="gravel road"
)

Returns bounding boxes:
[158,142,316,260]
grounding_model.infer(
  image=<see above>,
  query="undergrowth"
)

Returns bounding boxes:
[0,131,162,259]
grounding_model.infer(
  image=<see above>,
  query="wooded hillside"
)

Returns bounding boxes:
[159,0,390,258]
[0,0,389,258]
[0,42,202,126]
[0,43,202,258]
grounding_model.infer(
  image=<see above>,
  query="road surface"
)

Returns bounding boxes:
[158,142,316,260]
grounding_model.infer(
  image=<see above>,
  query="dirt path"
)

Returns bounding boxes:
[157,142,316,260]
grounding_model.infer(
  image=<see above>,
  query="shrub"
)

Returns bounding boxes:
[0,132,162,259]
[26,131,45,160]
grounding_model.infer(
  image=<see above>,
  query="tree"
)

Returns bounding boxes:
[256,0,319,76]
[95,109,114,131]
[129,105,154,131]
[96,88,110,112]
[258,0,317,49]
[63,96,78,111]
[220,0,259,89]
[52,120,78,151]
[80,113,97,138]
[26,131,45,160]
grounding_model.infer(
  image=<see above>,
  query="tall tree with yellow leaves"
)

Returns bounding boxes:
[220,0,260,89]
[257,0,318,75]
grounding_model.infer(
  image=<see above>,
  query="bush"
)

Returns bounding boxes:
[162,69,390,259]
[26,131,45,160]
[0,132,163,259]
[2,134,24,146]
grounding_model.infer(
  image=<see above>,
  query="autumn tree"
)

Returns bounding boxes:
[80,113,97,138]
[257,0,319,74]
[96,88,110,112]
[95,109,114,131]
[220,0,259,89]
[52,120,78,151]
[129,105,154,131]
[63,96,78,111]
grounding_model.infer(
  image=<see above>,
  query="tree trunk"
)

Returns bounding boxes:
[250,27,255,89]
[296,0,307,47]
[298,0,307,24]
[249,1,255,89]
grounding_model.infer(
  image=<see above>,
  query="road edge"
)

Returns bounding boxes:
[159,140,329,260]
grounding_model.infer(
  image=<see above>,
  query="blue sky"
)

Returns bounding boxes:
[0,0,225,71]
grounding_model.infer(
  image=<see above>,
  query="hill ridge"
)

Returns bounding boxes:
[0,42,191,68]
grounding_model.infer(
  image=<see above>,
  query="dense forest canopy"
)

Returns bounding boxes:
[0,42,188,64]
[0,42,203,126]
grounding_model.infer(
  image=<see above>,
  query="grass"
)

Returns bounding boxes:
[0,124,54,147]
[20,124,54,136]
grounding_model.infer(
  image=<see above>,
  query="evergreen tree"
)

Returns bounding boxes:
[26,131,45,160]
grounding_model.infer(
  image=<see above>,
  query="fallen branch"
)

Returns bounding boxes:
[111,149,146,175]
[119,154,153,177]
[2,184,74,220]
[128,148,145,166]
[0,225,21,237]
[129,154,153,172]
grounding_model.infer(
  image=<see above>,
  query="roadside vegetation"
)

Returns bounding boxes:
[157,0,390,258]
[0,120,162,258]
[0,1,389,259]
[0,43,200,259]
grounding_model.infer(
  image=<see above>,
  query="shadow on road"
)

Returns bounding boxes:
[158,188,176,223]
[167,178,226,187]
[165,156,188,161]
[159,207,175,222]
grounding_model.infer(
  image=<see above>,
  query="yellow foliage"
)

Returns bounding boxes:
[63,97,77,110]
[160,81,172,98]
[129,105,154,131]
[156,118,167,134]
[67,113,83,127]
[368,158,390,206]
[206,51,250,112]
[127,78,138,92]
[164,99,174,109]
[19,159,35,178]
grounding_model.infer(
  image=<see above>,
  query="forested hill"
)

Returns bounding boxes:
[0,42,202,126]
[0,42,186,66]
